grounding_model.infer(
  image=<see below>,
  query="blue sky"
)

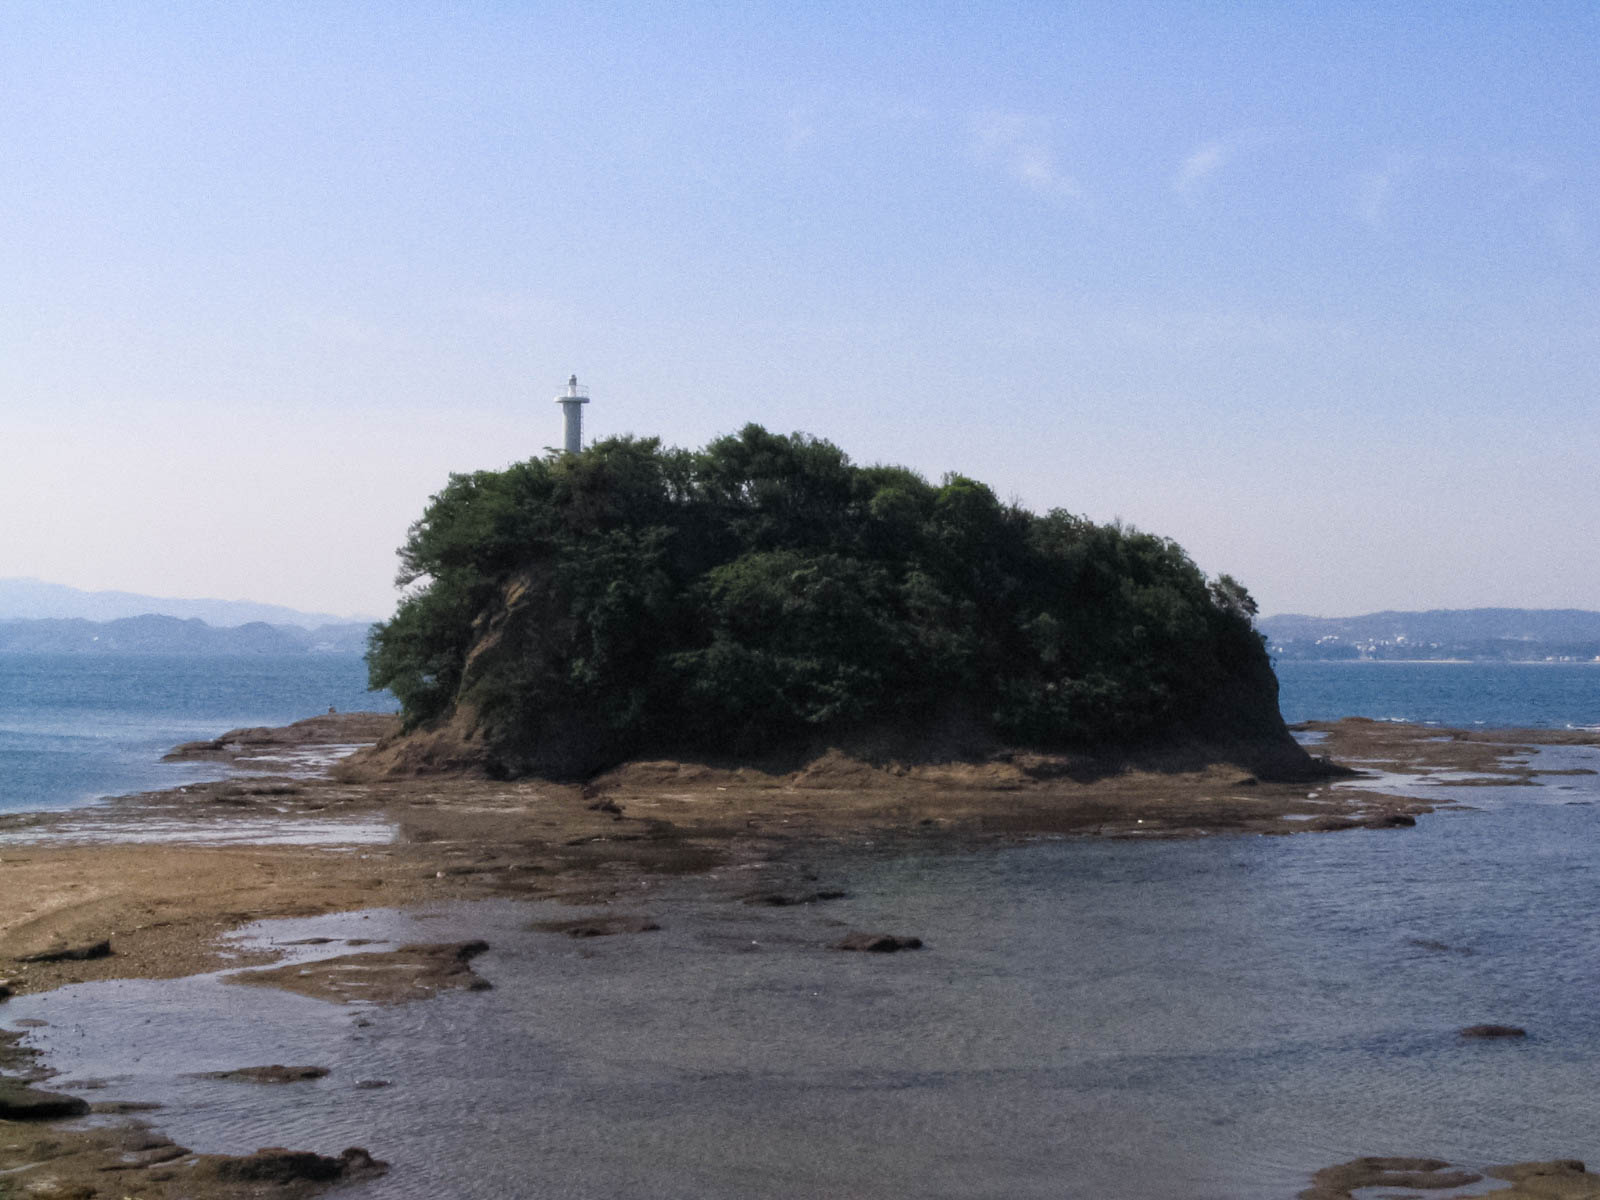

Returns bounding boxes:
[2,2,1595,618]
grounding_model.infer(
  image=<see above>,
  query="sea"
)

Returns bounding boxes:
[2,654,1599,1198]
[0,653,397,814]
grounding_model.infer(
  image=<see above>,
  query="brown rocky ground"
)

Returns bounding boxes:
[0,712,1448,996]
[1302,1155,1600,1199]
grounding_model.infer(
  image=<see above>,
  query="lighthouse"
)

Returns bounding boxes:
[555,374,590,454]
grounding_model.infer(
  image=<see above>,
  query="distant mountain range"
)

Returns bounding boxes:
[0,578,376,629]
[0,614,371,655]
[1260,608,1600,662]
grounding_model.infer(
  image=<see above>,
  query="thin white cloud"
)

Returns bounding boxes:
[1174,141,1228,195]
[973,112,1084,202]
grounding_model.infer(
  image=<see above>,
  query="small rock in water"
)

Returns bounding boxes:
[529,916,661,937]
[200,1064,331,1083]
[834,931,923,953]
[1460,1024,1528,1039]
[1408,938,1474,956]
[742,890,848,907]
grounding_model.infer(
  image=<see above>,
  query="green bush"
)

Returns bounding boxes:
[368,426,1279,774]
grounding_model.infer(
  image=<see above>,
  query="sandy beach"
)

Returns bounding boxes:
[1,713,1597,1198]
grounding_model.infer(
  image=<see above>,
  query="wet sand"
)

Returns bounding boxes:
[0,712,1595,1198]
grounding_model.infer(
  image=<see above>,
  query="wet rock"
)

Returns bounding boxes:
[204,1145,385,1185]
[17,939,111,963]
[1363,813,1416,828]
[96,1141,190,1171]
[1488,1160,1589,1185]
[354,1079,391,1090]
[1305,816,1361,832]
[0,1079,92,1118]
[742,890,848,907]
[1301,1156,1480,1199]
[834,931,923,952]
[1461,1024,1528,1039]
[89,1099,164,1114]
[200,1064,331,1084]
[529,915,661,937]
[229,940,493,1005]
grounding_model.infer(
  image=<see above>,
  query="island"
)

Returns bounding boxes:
[1,430,1595,1199]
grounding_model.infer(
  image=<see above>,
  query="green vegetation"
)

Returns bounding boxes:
[368,426,1281,777]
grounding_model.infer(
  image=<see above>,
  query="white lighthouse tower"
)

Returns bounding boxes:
[555,374,589,454]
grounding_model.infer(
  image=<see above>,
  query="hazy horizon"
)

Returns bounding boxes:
[4,5,1595,618]
[7,574,1600,631]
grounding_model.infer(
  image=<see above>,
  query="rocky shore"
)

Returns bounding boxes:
[0,712,1593,1198]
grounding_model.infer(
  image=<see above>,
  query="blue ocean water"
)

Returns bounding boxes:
[1275,660,1600,729]
[1,655,1594,816]
[0,654,395,813]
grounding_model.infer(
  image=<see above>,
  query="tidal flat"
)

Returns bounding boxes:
[1,716,1598,1198]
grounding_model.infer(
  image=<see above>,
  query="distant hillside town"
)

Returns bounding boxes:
[1261,609,1600,663]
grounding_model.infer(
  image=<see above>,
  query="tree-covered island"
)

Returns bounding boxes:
[367,425,1302,779]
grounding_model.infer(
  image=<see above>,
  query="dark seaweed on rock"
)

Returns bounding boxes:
[367,425,1289,778]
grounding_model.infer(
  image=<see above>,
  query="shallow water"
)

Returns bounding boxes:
[10,745,1600,1199]
[0,813,395,846]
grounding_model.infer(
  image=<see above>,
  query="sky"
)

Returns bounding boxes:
[2,2,1596,620]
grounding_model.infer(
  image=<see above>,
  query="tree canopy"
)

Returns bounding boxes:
[368,425,1280,777]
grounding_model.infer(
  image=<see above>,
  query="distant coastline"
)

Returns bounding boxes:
[0,614,371,655]
[1262,607,1600,664]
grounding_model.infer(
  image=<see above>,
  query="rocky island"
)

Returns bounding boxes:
[365,424,1314,780]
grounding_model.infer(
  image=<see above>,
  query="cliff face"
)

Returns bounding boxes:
[365,428,1310,782]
